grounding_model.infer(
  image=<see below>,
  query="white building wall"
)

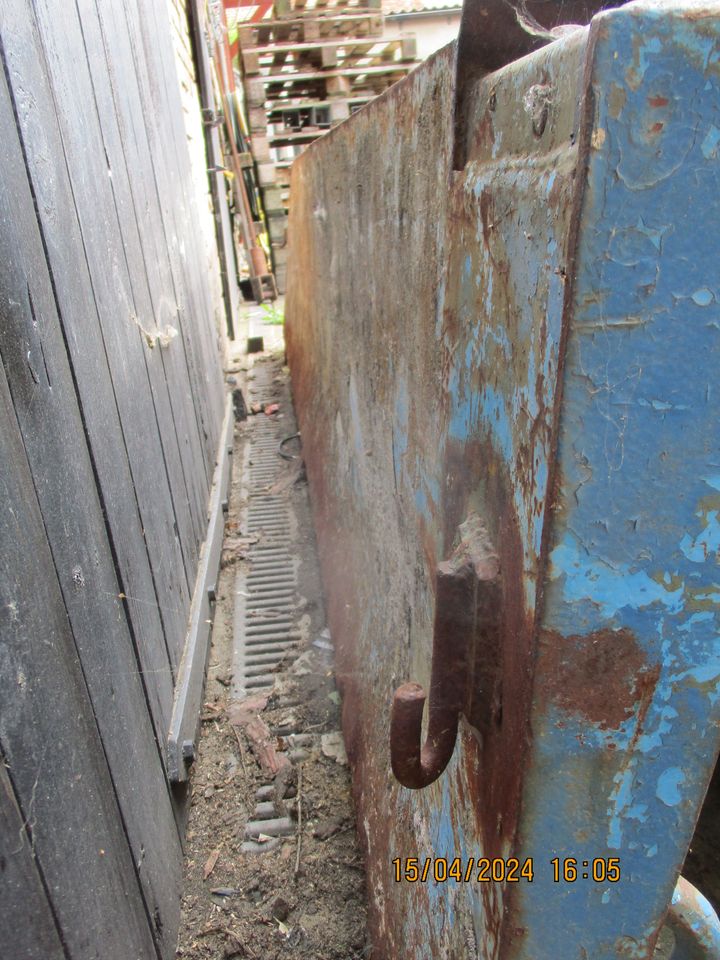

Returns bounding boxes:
[386,10,461,61]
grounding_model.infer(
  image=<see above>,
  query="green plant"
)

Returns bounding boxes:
[260,301,284,325]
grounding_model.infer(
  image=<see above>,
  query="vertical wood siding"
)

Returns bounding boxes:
[0,0,226,956]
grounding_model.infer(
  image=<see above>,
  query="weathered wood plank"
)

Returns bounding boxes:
[118,0,222,467]
[31,0,196,660]
[0,74,183,953]
[153,0,227,444]
[0,764,66,960]
[4,0,193,669]
[0,368,159,960]
[77,0,209,564]
[0,0,176,739]
[126,0,226,452]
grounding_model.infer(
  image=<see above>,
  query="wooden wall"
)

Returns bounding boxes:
[0,0,227,956]
[168,0,232,341]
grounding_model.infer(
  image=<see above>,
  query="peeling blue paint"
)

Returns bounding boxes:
[701,124,720,160]
[638,397,689,412]
[680,512,720,563]
[549,537,684,618]
[635,35,662,78]
[656,767,685,807]
[393,377,409,484]
[679,612,716,632]
[414,487,429,518]
[608,766,637,849]
[692,287,715,307]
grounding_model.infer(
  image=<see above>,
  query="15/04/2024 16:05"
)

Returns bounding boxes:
[391,857,622,884]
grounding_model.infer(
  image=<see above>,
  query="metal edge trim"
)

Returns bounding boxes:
[167,394,234,783]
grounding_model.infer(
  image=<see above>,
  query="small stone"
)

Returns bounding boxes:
[210,887,240,898]
[224,940,244,960]
[321,731,348,765]
[270,896,291,922]
[312,817,345,841]
[224,754,239,777]
[204,786,215,799]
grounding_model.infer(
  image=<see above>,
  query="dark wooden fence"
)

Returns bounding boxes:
[0,0,228,957]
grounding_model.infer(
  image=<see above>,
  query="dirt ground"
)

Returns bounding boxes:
[175,351,369,960]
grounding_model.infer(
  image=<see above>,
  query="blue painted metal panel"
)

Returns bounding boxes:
[512,8,720,957]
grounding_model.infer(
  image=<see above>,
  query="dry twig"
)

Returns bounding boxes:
[294,765,303,877]
[230,722,248,776]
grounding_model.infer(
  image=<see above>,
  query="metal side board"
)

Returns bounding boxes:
[286,2,720,957]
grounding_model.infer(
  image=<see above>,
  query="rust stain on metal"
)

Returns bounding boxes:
[286,17,593,956]
[445,441,536,852]
[390,514,500,789]
[539,627,660,729]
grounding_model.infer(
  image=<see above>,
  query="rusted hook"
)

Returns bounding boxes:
[390,515,499,789]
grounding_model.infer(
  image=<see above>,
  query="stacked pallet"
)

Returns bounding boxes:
[236,0,419,292]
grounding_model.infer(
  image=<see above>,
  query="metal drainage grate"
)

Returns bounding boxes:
[242,781,297,854]
[232,362,316,853]
[242,734,318,852]
[233,366,300,699]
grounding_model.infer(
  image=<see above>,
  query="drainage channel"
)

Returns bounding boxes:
[233,363,299,698]
[176,350,368,960]
[233,362,306,852]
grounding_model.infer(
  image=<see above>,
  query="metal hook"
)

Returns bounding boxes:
[390,515,500,789]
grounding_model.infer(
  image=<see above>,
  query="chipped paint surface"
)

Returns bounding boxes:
[286,2,720,957]
[512,5,720,958]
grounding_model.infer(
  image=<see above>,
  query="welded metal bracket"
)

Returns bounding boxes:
[390,515,501,789]
[452,0,622,168]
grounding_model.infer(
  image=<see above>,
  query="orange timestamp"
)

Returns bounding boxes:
[392,857,535,884]
[392,857,623,884]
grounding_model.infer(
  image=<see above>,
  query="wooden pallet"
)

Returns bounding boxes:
[239,13,384,47]
[242,36,416,74]
[235,0,421,293]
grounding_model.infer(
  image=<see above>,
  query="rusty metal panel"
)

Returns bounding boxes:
[286,3,720,957]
